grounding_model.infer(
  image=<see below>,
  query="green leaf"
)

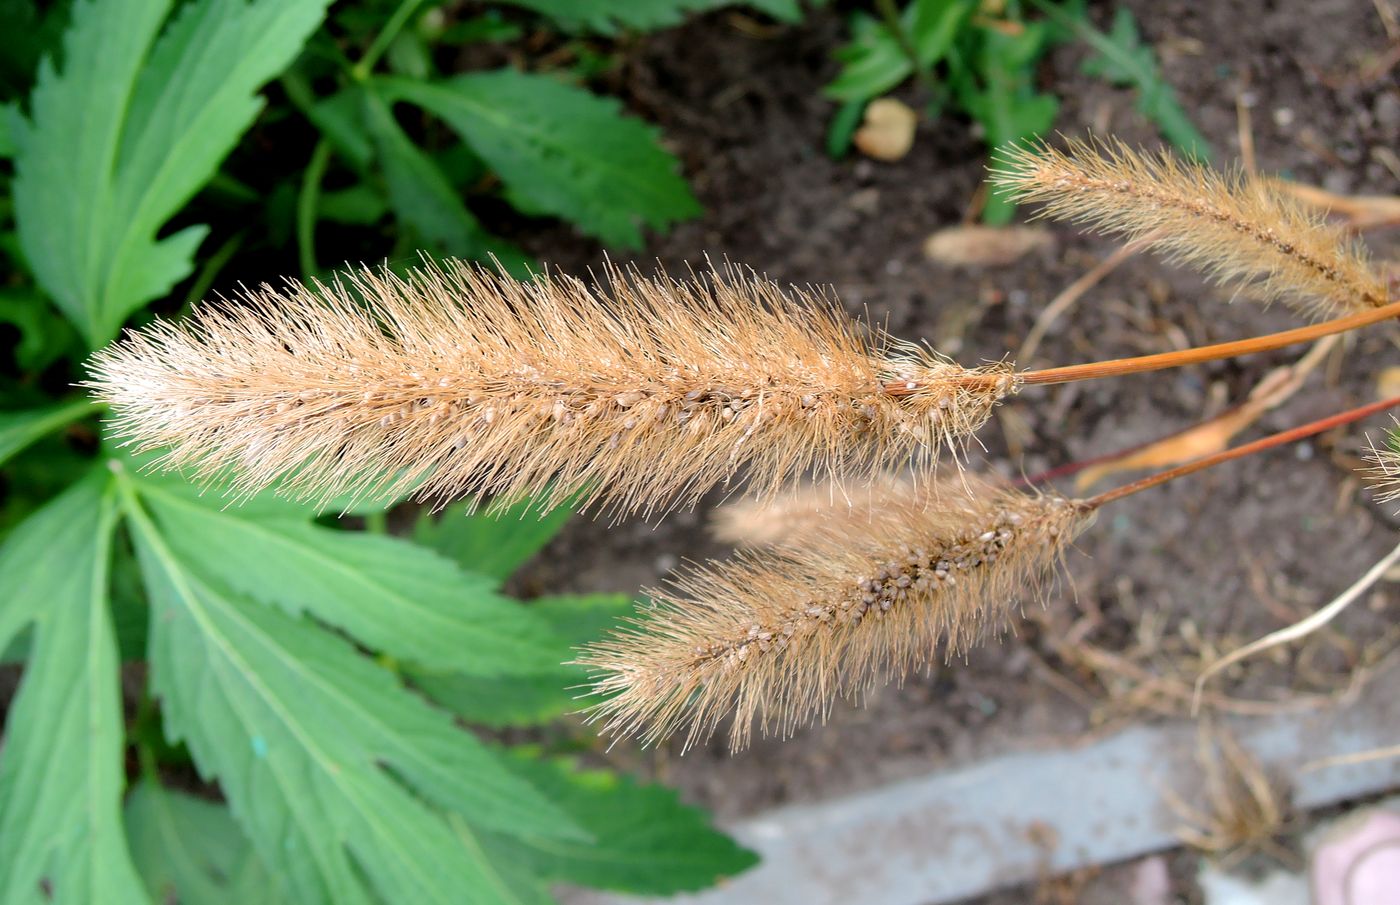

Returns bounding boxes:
[412,593,635,728]
[825,98,866,158]
[0,0,68,101]
[122,475,585,904]
[124,781,289,905]
[0,471,148,904]
[299,81,374,170]
[482,750,759,894]
[414,494,577,582]
[12,0,332,347]
[318,183,389,226]
[134,477,566,675]
[825,13,912,103]
[498,0,806,33]
[380,69,700,248]
[0,289,82,371]
[1075,7,1212,159]
[824,0,974,103]
[0,398,95,469]
[361,85,528,270]
[959,22,1059,148]
[954,21,1060,224]
[0,101,13,157]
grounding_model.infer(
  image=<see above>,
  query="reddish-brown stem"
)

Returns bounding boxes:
[1081,394,1400,510]
[1022,297,1400,386]
[882,298,1400,398]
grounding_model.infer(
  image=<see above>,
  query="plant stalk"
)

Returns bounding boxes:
[1020,298,1400,385]
[885,297,1400,397]
[1081,394,1400,510]
[352,0,427,80]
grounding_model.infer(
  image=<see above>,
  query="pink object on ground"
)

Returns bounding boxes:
[1311,809,1400,905]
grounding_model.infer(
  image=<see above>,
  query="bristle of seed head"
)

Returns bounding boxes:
[87,260,1015,517]
[710,471,923,548]
[576,477,1092,751]
[1362,425,1400,508]
[991,137,1388,318]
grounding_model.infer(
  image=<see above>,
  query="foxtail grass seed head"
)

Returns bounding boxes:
[578,478,1092,751]
[992,138,1389,318]
[88,260,1015,517]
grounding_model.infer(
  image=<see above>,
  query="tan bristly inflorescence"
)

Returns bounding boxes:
[1362,426,1400,508]
[992,138,1389,318]
[578,477,1092,751]
[89,260,1015,516]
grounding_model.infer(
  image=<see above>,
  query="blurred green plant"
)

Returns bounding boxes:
[824,0,1211,224]
[0,0,771,901]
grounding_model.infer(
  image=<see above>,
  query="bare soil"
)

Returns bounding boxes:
[507,0,1400,899]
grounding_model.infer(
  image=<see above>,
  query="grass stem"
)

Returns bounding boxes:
[1082,394,1400,510]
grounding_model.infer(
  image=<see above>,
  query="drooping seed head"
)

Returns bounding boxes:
[992,138,1389,317]
[578,476,1093,750]
[88,260,1015,517]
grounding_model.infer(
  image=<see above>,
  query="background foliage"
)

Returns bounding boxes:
[0,0,769,900]
[0,0,1203,901]
[824,0,1209,223]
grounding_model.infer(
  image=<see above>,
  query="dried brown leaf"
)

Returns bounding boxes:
[1273,180,1400,231]
[923,225,1054,267]
[1074,337,1336,492]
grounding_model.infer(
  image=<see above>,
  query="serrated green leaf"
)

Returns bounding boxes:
[134,477,565,675]
[414,494,577,582]
[482,750,759,894]
[380,69,700,248]
[1079,8,1211,158]
[0,471,148,905]
[0,398,95,469]
[824,0,973,102]
[1039,2,1212,159]
[124,781,289,905]
[122,476,585,904]
[12,0,331,347]
[959,22,1058,144]
[412,593,635,728]
[453,819,556,905]
[498,0,806,33]
[954,21,1059,224]
[825,13,910,103]
[362,85,529,270]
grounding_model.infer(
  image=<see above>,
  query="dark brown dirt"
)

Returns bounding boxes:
[508,0,1399,899]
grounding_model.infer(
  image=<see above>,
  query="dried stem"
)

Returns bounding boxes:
[589,392,1400,749]
[1084,394,1400,510]
[1017,296,1400,385]
[922,296,1400,394]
